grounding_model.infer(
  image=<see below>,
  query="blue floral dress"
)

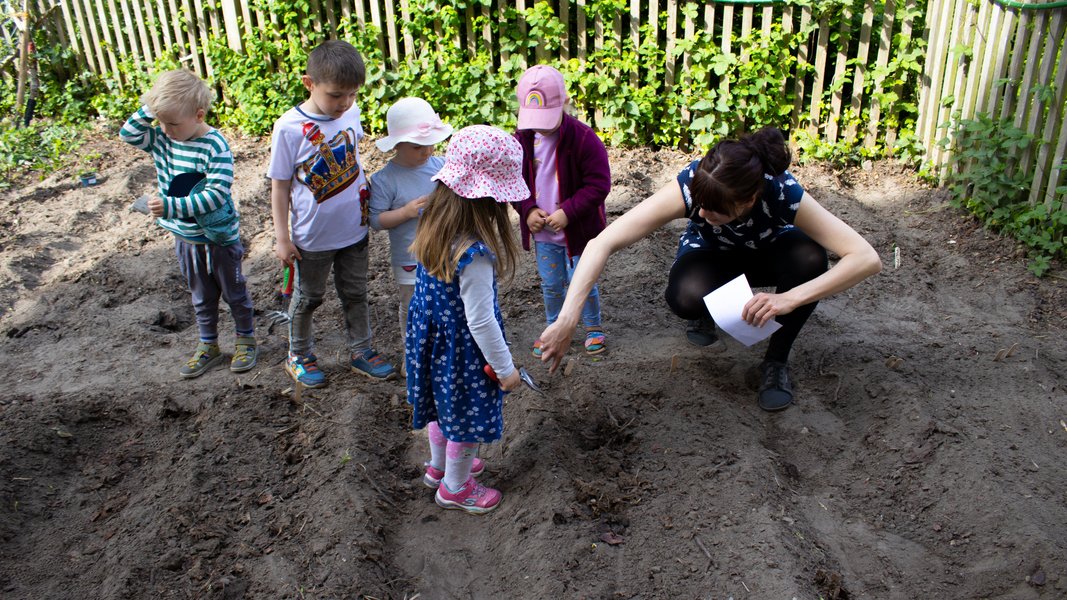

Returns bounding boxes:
[405,241,506,443]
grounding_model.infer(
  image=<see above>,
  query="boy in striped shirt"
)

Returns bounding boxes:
[120,69,257,379]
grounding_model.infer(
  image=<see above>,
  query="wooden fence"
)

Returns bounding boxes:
[919,0,1067,207]
[9,0,1067,207]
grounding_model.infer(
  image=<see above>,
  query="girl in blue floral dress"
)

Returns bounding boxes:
[406,125,528,515]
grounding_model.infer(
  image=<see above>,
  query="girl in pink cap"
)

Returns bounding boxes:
[406,125,527,514]
[513,65,612,358]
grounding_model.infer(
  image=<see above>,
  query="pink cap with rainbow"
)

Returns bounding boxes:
[516,65,566,131]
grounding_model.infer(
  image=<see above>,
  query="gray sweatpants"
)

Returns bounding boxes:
[175,238,255,343]
[287,237,373,357]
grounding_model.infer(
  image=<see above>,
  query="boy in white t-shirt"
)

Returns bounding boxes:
[268,40,395,388]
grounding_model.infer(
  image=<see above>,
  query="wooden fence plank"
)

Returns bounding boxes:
[57,0,87,68]
[367,0,387,61]
[845,0,875,142]
[973,3,1007,117]
[958,0,990,124]
[791,5,810,132]
[219,0,242,51]
[825,6,851,144]
[480,0,492,61]
[515,0,527,68]
[806,13,829,136]
[576,0,587,62]
[740,4,753,66]
[1000,10,1032,121]
[930,0,971,170]
[238,0,253,41]
[323,0,338,37]
[938,0,978,170]
[665,0,677,87]
[142,0,165,61]
[1030,12,1067,206]
[383,0,400,67]
[105,0,129,59]
[189,0,213,77]
[630,0,639,84]
[1019,13,1064,179]
[721,3,733,99]
[560,0,570,60]
[761,4,772,41]
[885,0,916,149]
[495,0,508,64]
[126,0,154,62]
[90,0,121,77]
[354,0,366,25]
[865,0,896,148]
[1011,11,1049,134]
[917,0,952,159]
[398,0,413,59]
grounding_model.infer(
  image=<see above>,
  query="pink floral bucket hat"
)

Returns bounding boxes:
[432,125,529,204]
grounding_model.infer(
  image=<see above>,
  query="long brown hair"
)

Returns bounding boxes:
[690,127,792,216]
[410,184,519,284]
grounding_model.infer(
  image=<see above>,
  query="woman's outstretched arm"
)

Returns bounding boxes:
[539,180,687,371]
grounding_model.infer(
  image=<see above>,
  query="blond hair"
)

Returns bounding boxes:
[141,69,213,117]
[410,186,518,284]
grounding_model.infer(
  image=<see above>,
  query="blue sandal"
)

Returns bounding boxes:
[584,330,606,355]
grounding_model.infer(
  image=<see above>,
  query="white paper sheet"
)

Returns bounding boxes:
[702,274,781,347]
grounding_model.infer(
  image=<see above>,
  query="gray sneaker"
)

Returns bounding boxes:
[230,336,258,372]
[180,342,223,378]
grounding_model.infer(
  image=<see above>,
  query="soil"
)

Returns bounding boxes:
[0,125,1064,600]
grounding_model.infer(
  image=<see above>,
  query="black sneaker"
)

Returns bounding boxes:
[685,317,725,351]
[750,360,793,411]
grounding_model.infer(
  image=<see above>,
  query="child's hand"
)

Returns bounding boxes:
[406,195,428,219]
[527,208,549,233]
[147,195,165,217]
[499,369,522,392]
[275,239,301,267]
[545,209,569,232]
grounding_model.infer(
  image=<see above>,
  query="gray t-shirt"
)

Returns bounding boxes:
[368,157,444,267]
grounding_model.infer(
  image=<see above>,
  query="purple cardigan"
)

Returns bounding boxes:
[515,114,611,257]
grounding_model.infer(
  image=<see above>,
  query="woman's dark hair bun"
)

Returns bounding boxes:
[744,127,791,176]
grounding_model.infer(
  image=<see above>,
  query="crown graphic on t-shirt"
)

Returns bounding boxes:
[300,122,361,204]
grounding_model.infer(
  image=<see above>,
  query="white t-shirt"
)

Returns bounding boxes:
[267,104,370,252]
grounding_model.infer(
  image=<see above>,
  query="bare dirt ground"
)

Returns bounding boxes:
[0,125,1064,600]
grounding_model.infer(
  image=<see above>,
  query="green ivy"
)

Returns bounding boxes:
[939,113,1065,277]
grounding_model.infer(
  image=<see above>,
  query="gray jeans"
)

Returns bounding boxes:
[288,238,372,356]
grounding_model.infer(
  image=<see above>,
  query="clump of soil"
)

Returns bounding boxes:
[0,127,1064,599]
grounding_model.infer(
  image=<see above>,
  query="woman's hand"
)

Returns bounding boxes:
[538,319,575,372]
[742,292,800,327]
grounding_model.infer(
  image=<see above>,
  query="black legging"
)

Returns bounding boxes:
[665,229,828,363]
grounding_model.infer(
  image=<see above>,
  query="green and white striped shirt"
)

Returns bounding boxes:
[120,106,239,245]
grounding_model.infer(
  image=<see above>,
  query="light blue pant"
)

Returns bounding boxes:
[535,242,601,328]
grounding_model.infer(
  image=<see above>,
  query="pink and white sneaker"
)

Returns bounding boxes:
[422,458,485,488]
[435,477,502,515]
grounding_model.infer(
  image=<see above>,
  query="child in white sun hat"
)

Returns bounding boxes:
[406,125,528,515]
[369,97,454,377]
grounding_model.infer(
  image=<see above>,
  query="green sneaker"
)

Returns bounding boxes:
[230,336,258,373]
[179,342,223,378]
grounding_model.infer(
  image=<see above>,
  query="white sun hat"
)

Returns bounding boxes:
[375,97,454,152]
